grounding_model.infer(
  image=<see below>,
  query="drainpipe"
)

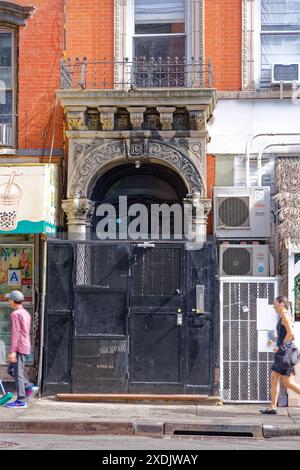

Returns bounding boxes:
[245,133,300,187]
[257,142,300,187]
[37,236,47,394]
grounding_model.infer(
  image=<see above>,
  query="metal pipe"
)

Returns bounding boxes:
[37,236,47,395]
[245,133,300,187]
[257,142,300,187]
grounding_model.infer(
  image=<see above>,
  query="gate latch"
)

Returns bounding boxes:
[177,313,183,326]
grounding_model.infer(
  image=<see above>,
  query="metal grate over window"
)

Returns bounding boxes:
[131,247,182,297]
[221,278,279,403]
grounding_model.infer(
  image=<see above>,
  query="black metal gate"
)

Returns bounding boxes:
[43,241,216,395]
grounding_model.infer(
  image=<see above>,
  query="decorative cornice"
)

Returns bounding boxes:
[0,2,35,26]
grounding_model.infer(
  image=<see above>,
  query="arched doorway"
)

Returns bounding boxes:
[90,163,188,240]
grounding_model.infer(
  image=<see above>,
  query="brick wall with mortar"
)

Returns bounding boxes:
[10,0,65,158]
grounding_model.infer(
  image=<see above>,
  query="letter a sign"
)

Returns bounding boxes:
[8,269,21,286]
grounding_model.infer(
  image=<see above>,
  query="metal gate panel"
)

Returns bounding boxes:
[131,245,183,309]
[220,277,280,403]
[72,243,129,393]
[43,242,74,394]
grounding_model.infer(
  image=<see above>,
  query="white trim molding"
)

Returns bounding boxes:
[114,0,204,63]
[242,0,255,90]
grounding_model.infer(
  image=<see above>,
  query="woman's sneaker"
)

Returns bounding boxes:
[25,385,39,397]
[5,400,27,408]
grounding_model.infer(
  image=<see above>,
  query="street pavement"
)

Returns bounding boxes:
[0,398,300,439]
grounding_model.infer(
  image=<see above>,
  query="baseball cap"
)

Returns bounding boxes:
[5,290,25,302]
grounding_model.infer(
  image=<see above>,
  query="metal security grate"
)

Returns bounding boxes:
[132,247,182,297]
[218,197,250,228]
[220,278,280,402]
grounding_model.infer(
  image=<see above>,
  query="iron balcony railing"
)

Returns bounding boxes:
[60,57,213,90]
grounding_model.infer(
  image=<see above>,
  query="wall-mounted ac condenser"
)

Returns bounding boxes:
[213,187,271,239]
[219,244,272,277]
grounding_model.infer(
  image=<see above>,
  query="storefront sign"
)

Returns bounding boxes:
[0,164,59,235]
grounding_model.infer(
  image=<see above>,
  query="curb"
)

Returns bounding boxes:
[0,420,134,435]
[263,424,300,438]
[0,420,268,438]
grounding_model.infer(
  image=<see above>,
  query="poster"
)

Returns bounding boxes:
[0,245,33,302]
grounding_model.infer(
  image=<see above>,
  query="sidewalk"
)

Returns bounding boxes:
[0,397,300,438]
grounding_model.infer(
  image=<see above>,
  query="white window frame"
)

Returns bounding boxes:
[0,27,16,148]
[114,0,203,63]
[253,0,300,89]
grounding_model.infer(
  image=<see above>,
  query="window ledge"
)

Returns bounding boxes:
[0,148,16,155]
[218,89,298,100]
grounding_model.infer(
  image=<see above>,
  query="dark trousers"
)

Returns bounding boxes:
[7,353,31,401]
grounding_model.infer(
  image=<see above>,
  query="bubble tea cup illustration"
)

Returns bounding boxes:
[0,172,23,230]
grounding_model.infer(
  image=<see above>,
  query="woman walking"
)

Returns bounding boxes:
[260,296,300,414]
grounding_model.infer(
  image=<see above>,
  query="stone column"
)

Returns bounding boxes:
[62,197,95,241]
[184,192,211,247]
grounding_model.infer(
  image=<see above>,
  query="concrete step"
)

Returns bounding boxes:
[56,394,222,405]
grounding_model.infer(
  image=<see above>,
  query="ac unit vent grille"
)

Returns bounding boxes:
[222,247,252,276]
[218,197,249,228]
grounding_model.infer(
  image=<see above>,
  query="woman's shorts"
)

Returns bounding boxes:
[271,363,294,376]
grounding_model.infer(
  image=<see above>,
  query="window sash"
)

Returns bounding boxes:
[0,29,15,146]
[261,0,300,31]
[135,0,185,25]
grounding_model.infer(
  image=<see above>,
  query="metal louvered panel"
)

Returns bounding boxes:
[220,277,280,403]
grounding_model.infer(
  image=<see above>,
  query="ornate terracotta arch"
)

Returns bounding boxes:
[68,139,205,199]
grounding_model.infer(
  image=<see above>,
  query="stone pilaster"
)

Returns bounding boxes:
[62,197,95,240]
[184,193,211,246]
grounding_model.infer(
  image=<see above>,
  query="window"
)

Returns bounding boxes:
[133,0,186,60]
[0,29,15,147]
[261,0,300,86]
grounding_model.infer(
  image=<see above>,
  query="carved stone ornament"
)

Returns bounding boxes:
[186,107,206,131]
[98,107,117,131]
[125,137,149,157]
[127,107,146,130]
[0,2,35,26]
[62,198,95,224]
[69,140,204,198]
[156,107,176,131]
[66,107,87,131]
[87,109,101,130]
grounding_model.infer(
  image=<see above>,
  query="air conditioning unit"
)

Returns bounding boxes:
[272,63,300,84]
[0,124,12,146]
[219,244,272,277]
[213,187,270,239]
